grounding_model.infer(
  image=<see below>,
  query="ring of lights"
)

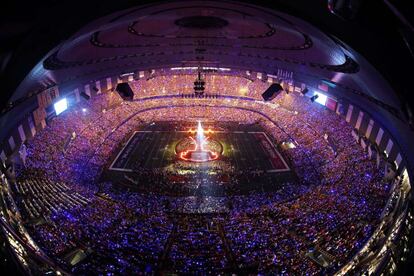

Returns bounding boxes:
[175,136,223,162]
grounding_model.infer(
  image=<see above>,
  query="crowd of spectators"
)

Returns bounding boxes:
[131,73,270,99]
[8,73,392,274]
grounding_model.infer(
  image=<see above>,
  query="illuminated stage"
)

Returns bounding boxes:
[176,121,222,162]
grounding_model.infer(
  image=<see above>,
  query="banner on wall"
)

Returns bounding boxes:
[318,83,329,92]
[37,86,60,108]
[33,107,47,127]
[325,97,337,111]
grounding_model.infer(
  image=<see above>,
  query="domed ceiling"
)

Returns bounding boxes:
[9,1,405,128]
[44,1,354,73]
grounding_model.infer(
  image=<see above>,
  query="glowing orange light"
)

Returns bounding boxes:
[178,123,219,162]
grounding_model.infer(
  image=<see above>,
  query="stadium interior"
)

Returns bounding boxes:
[0,0,414,275]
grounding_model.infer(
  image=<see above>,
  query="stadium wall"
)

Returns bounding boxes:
[338,101,408,174]
[290,79,409,179]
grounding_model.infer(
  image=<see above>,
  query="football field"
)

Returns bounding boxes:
[110,127,290,173]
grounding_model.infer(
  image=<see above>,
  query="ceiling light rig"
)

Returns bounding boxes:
[193,69,206,97]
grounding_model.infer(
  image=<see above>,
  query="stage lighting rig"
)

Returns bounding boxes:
[194,71,205,96]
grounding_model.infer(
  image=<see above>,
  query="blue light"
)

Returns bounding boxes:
[54,98,68,115]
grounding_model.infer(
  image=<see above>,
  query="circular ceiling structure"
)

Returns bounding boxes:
[174,15,229,29]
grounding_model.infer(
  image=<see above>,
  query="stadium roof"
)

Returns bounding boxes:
[0,0,411,109]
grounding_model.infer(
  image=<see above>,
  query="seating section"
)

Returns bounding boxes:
[14,177,90,219]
